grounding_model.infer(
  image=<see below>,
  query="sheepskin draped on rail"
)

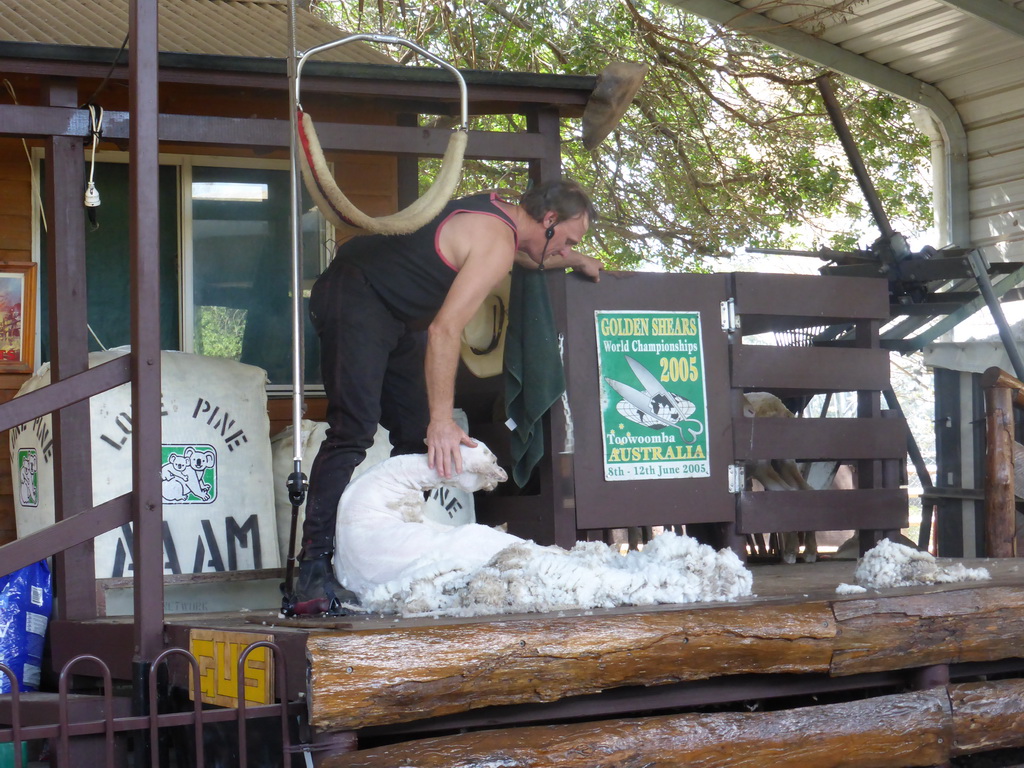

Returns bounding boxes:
[296,108,468,236]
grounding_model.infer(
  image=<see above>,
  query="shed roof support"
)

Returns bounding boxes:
[934,0,1024,40]
[44,77,96,621]
[129,0,164,665]
[665,0,970,249]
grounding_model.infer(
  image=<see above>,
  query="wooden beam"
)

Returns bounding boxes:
[730,345,890,392]
[950,678,1024,756]
[0,104,551,159]
[732,416,906,461]
[306,580,1024,732]
[128,0,165,662]
[320,678,1024,767]
[0,56,594,109]
[0,495,132,579]
[982,366,1024,408]
[737,488,907,534]
[733,273,890,321]
[306,603,837,731]
[831,586,1024,676]
[0,357,130,433]
[319,688,952,767]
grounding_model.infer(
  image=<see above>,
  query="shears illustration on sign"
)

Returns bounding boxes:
[604,356,704,443]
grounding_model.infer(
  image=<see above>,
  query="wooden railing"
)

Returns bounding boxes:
[730,273,908,550]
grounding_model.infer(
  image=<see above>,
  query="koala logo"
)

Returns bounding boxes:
[18,449,38,508]
[160,445,217,504]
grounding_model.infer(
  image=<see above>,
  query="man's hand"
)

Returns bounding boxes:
[426,418,478,478]
[515,248,603,281]
[569,250,604,281]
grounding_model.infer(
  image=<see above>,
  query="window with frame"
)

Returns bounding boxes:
[38,156,331,390]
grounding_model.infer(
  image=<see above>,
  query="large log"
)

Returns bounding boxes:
[831,586,1024,676]
[307,582,1024,731]
[306,602,836,730]
[984,384,1016,557]
[320,689,952,768]
[950,678,1024,755]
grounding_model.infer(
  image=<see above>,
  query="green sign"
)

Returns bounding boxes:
[161,444,218,504]
[17,448,38,508]
[595,311,710,481]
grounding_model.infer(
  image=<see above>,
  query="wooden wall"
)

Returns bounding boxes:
[0,137,35,544]
[268,396,327,438]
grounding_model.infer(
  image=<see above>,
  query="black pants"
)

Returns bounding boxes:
[302,260,429,559]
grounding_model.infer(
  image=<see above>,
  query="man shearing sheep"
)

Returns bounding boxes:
[295,179,601,611]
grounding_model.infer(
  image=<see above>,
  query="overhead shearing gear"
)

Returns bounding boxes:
[294,34,469,236]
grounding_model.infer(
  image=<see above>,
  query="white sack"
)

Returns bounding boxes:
[11,348,280,577]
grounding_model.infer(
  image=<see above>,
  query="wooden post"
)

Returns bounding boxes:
[983,369,1016,557]
[44,76,97,619]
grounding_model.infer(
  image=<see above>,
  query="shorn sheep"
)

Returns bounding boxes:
[333,441,515,598]
[742,392,817,564]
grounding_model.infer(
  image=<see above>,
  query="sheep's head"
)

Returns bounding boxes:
[742,391,794,419]
[450,442,507,492]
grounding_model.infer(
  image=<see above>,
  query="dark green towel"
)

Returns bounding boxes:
[504,266,566,487]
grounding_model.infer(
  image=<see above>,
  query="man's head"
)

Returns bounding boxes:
[518,179,595,265]
[519,179,596,227]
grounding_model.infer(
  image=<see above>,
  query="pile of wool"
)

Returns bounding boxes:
[834,582,867,595]
[359,532,753,618]
[853,539,991,589]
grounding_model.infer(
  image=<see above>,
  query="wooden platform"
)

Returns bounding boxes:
[50,557,1024,764]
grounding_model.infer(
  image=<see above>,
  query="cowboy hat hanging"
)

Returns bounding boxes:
[581,61,649,151]
[293,34,470,236]
[460,273,511,378]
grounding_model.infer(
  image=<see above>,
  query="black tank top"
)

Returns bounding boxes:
[336,192,518,323]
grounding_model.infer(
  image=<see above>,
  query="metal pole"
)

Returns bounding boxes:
[816,75,896,242]
[883,388,937,551]
[284,31,467,599]
[285,0,306,596]
[967,248,1024,381]
[296,34,468,129]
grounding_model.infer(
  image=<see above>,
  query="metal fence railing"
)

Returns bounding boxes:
[0,642,298,768]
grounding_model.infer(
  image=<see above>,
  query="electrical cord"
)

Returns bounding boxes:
[84,104,103,230]
[80,33,129,107]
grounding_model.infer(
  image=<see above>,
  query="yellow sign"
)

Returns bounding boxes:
[189,629,274,707]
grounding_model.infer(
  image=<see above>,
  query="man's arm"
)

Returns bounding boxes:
[514,247,603,281]
[426,219,517,478]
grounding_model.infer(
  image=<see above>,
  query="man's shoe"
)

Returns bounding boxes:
[294,554,360,614]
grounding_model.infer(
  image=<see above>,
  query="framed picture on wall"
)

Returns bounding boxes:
[0,263,37,374]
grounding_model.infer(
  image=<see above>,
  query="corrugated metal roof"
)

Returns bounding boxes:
[0,0,394,65]
[684,0,1024,261]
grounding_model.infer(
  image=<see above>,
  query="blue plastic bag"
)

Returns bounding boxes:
[0,561,52,693]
